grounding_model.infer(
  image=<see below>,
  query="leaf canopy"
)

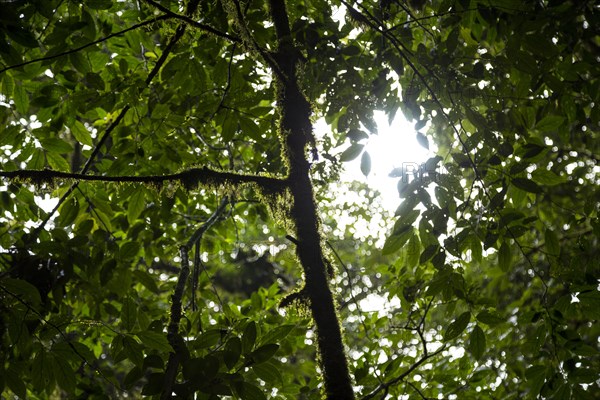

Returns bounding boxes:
[0,0,598,399]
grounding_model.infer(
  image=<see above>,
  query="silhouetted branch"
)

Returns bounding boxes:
[162,196,228,399]
[161,245,191,400]
[361,346,445,400]
[0,16,169,74]
[0,167,287,192]
[187,197,230,248]
[0,5,238,75]
[143,0,240,42]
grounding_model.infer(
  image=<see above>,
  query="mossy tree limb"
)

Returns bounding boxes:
[267,0,355,398]
[0,167,287,194]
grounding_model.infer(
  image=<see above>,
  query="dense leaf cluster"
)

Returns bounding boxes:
[0,0,598,399]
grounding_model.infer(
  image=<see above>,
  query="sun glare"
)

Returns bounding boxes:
[340,111,431,212]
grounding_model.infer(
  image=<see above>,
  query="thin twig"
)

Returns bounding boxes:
[326,240,385,386]
[143,0,240,42]
[0,285,124,393]
[361,346,445,400]
[0,16,169,74]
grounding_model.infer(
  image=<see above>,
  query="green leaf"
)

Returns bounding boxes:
[520,143,546,159]
[28,148,46,169]
[535,115,564,132]
[242,321,257,354]
[70,120,93,146]
[259,325,295,345]
[41,138,73,154]
[221,111,238,142]
[451,152,471,168]
[249,343,279,364]
[239,116,262,141]
[13,84,29,114]
[135,330,173,353]
[120,241,140,260]
[360,151,371,176]
[236,382,268,400]
[7,27,39,48]
[31,350,54,392]
[195,329,222,349]
[469,234,482,263]
[127,187,146,224]
[85,72,105,90]
[46,152,71,171]
[419,244,439,265]
[382,229,412,255]
[132,270,160,294]
[346,128,369,141]
[360,113,377,134]
[394,210,420,232]
[498,241,511,272]
[70,52,91,74]
[2,278,42,309]
[525,365,546,397]
[476,310,504,326]
[339,143,364,162]
[569,367,599,384]
[220,340,241,372]
[252,361,283,385]
[406,233,421,268]
[52,341,95,364]
[86,0,113,10]
[468,325,486,359]
[120,296,137,331]
[444,311,471,341]
[416,132,429,149]
[511,177,542,194]
[124,366,143,389]
[5,364,27,398]
[531,169,567,186]
[142,372,165,396]
[513,50,538,75]
[183,356,219,380]
[57,198,79,227]
[1,72,14,96]
[50,354,76,393]
[122,335,144,366]
[578,291,600,320]
[544,228,560,257]
[384,357,402,375]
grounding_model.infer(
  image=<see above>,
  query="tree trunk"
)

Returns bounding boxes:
[268,1,355,398]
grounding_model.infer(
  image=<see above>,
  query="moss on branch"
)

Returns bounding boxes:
[0,167,287,194]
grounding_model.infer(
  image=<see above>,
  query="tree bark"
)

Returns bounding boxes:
[267,1,355,398]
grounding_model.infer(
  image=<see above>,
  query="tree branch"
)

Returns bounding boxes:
[267,0,354,397]
[186,197,230,248]
[142,0,240,42]
[0,2,239,75]
[221,0,285,80]
[161,245,191,400]
[26,0,209,239]
[361,346,445,400]
[0,167,287,193]
[0,16,169,74]
[161,197,229,399]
